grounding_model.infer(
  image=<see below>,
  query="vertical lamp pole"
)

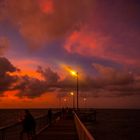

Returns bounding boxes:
[83,98,87,108]
[70,69,79,110]
[70,92,75,109]
[64,98,67,108]
[76,72,79,110]
[59,96,61,108]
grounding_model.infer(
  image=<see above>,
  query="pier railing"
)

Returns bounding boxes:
[0,111,61,140]
[74,111,95,140]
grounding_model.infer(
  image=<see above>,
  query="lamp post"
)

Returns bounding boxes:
[76,72,79,109]
[83,98,87,108]
[59,96,61,108]
[64,98,67,107]
[70,70,79,110]
[70,92,75,109]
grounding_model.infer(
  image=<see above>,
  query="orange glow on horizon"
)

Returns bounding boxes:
[9,59,47,80]
[8,70,43,80]
[19,70,43,80]
[0,91,64,108]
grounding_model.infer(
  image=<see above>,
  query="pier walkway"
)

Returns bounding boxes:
[0,110,95,140]
[37,117,78,140]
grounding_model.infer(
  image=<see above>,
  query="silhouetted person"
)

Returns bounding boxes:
[20,109,36,140]
[48,109,52,125]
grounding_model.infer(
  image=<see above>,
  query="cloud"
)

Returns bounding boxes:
[0,57,18,95]
[56,64,138,98]
[37,66,60,85]
[15,76,49,98]
[0,57,139,99]
[14,66,98,99]
[38,0,54,14]
[64,30,110,56]
[1,0,94,46]
[64,27,140,67]
[85,64,140,98]
[0,57,17,76]
[105,83,140,95]
[34,64,139,99]
[93,63,134,85]
[15,66,60,98]
[63,0,140,67]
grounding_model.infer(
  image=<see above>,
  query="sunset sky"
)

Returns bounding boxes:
[0,0,140,108]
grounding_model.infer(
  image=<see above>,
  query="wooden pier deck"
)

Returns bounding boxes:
[37,117,79,140]
[0,110,96,140]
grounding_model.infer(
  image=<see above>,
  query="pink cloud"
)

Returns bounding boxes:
[1,0,93,47]
[38,0,54,14]
[64,30,110,57]
[64,29,140,66]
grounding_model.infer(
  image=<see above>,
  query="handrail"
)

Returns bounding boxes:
[0,114,45,130]
[73,112,95,140]
[0,111,61,140]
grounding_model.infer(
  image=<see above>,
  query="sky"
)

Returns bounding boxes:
[0,0,140,108]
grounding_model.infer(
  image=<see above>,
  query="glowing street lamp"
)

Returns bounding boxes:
[83,98,87,108]
[70,92,74,96]
[64,98,67,107]
[83,97,87,102]
[70,70,79,109]
[70,70,77,77]
[70,92,75,109]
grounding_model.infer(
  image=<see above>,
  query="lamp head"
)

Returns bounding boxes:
[83,98,87,101]
[70,92,74,96]
[70,70,78,77]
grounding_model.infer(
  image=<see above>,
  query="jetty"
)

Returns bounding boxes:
[0,109,96,140]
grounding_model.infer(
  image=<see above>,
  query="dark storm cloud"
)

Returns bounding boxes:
[37,66,60,85]
[80,64,140,98]
[93,64,134,85]
[15,76,49,98]
[104,80,140,97]
[15,66,60,98]
[0,57,17,74]
[0,57,18,94]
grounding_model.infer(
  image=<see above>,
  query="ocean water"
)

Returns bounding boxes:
[84,109,140,140]
[0,109,48,128]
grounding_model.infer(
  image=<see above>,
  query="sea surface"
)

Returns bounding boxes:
[0,109,140,140]
[0,109,48,128]
[83,109,140,140]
